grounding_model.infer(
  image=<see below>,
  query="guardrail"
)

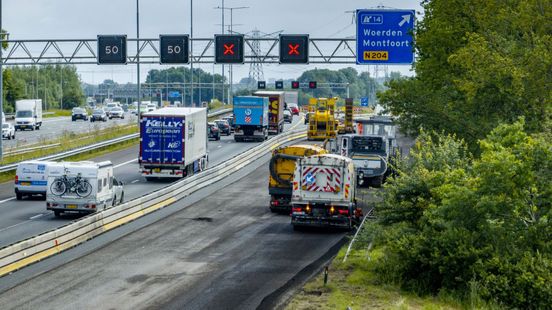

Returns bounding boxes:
[0,129,306,277]
[0,109,233,173]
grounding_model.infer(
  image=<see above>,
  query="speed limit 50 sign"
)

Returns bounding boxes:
[97,35,127,65]
[160,35,189,64]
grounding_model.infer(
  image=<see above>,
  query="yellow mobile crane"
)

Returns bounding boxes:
[307,97,338,140]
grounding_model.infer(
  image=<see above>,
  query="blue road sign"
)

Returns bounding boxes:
[360,97,369,106]
[356,9,415,64]
[169,91,181,98]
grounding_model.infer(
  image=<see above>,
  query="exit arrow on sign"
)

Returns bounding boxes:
[398,14,411,27]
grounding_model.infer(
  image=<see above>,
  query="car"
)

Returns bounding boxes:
[90,109,108,122]
[287,103,300,116]
[283,109,293,123]
[147,103,157,112]
[214,119,231,135]
[71,107,88,121]
[208,122,221,140]
[128,105,138,115]
[221,116,235,132]
[2,123,15,140]
[104,102,119,117]
[109,107,125,119]
[304,112,311,125]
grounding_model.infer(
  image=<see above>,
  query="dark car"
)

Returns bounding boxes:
[208,122,220,140]
[214,119,231,136]
[221,116,234,132]
[71,107,88,121]
[283,109,292,123]
[304,112,311,125]
[90,109,108,122]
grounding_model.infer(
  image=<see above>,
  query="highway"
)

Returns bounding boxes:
[0,132,347,310]
[2,113,135,150]
[0,116,304,248]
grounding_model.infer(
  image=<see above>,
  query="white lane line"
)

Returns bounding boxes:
[0,197,16,205]
[114,158,137,169]
[0,220,32,233]
[131,180,139,184]
[30,213,45,220]
[217,145,222,148]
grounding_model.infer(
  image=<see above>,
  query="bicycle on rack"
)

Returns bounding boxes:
[50,170,93,197]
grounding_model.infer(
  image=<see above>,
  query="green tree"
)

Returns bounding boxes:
[372,120,552,308]
[379,0,552,150]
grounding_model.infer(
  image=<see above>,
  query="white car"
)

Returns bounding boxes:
[2,123,15,140]
[147,103,157,112]
[109,107,125,119]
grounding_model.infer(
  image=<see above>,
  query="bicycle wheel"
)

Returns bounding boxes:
[76,180,93,198]
[50,180,67,196]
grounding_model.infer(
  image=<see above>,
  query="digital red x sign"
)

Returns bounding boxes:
[280,34,309,64]
[223,44,235,55]
[215,35,244,64]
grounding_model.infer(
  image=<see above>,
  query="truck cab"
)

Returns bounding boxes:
[15,99,43,131]
[340,134,389,187]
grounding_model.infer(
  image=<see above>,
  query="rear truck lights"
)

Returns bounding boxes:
[338,209,349,215]
[14,175,18,184]
[330,206,335,214]
[271,200,279,206]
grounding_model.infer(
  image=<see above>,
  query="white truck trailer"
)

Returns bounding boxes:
[46,161,124,217]
[290,154,361,230]
[15,99,43,131]
[139,107,208,180]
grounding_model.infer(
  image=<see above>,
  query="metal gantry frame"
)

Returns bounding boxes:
[0,37,357,65]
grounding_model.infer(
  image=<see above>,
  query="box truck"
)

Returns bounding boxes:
[15,99,42,131]
[254,91,285,135]
[46,161,124,217]
[139,107,208,180]
[233,96,269,142]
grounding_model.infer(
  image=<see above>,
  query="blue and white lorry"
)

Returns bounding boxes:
[233,96,269,142]
[139,107,208,181]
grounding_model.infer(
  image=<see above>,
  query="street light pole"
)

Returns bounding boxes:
[221,0,225,104]
[190,0,194,107]
[0,0,3,160]
[136,0,141,128]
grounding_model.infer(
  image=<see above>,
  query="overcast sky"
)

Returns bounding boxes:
[3,0,422,84]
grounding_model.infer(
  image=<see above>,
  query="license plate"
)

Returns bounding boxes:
[66,205,77,209]
[153,168,161,173]
[20,182,31,186]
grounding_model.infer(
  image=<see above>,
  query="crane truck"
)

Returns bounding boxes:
[307,97,338,141]
[291,154,361,230]
[268,144,327,213]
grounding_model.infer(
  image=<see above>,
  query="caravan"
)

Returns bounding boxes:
[46,161,124,217]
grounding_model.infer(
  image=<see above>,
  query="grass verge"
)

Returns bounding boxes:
[43,109,73,118]
[285,246,461,310]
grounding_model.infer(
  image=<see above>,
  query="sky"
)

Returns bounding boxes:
[3,0,422,85]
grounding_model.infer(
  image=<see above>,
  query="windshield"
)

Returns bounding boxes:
[106,104,116,108]
[73,108,84,113]
[2,124,9,129]
[363,123,396,137]
[16,111,33,118]
[351,136,385,153]
[93,110,104,115]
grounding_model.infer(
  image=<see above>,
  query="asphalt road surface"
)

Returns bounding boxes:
[0,116,304,248]
[0,143,345,310]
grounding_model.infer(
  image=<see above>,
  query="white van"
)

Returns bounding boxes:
[46,161,124,217]
[15,161,53,200]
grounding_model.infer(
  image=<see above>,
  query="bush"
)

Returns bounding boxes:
[370,120,552,308]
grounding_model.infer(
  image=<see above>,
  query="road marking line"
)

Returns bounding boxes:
[0,197,16,205]
[131,180,139,184]
[0,220,32,233]
[114,158,136,169]
[218,145,222,148]
[29,214,44,220]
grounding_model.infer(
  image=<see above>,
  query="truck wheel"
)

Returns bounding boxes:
[112,196,117,207]
[120,192,125,204]
[292,225,304,232]
[371,175,383,188]
[16,192,22,200]
[54,210,61,217]
[145,177,155,182]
